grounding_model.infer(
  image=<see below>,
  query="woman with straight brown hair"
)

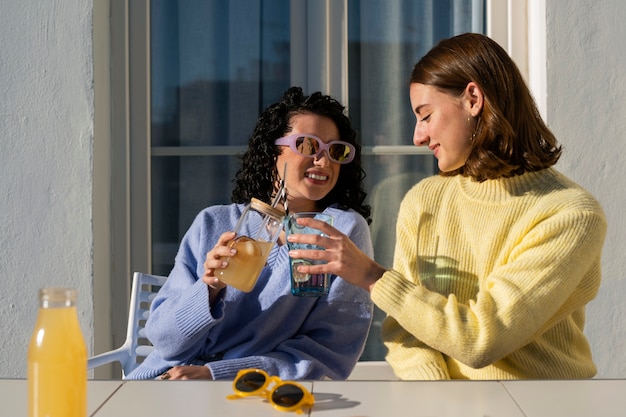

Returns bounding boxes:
[287,33,607,380]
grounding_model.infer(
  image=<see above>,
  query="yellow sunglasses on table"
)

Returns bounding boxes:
[227,368,315,414]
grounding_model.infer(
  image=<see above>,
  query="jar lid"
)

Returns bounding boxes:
[250,198,286,219]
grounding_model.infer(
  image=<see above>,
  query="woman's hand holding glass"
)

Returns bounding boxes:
[285,217,386,293]
[202,231,236,299]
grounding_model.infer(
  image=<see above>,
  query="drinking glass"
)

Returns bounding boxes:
[284,212,334,296]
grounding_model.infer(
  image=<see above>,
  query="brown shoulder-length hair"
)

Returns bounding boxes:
[410,33,561,181]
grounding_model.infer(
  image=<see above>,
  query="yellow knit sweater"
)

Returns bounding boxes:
[371,168,606,380]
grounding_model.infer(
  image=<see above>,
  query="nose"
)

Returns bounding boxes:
[313,150,331,166]
[413,122,429,147]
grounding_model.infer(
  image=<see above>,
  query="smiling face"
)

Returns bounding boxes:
[276,113,341,213]
[410,82,481,172]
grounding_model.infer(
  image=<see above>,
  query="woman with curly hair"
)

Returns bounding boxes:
[231,87,370,218]
[288,33,607,380]
[125,86,374,381]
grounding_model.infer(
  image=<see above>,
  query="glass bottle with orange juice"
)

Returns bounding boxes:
[28,287,87,417]
[217,198,285,292]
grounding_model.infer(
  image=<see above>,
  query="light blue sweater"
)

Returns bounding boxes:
[125,203,374,380]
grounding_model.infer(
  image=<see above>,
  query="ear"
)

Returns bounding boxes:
[464,82,484,117]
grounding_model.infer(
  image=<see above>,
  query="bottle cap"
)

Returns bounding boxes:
[250,198,285,220]
[39,287,77,308]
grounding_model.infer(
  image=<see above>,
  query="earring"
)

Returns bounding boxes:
[469,116,481,141]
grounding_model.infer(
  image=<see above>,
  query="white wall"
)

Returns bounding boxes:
[0,1,94,377]
[0,0,624,379]
[546,0,626,378]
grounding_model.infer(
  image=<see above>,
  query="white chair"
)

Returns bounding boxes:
[347,360,399,380]
[88,272,167,378]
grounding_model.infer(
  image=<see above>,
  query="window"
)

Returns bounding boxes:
[106,0,541,366]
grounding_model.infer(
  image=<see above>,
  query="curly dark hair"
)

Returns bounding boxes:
[231,86,371,223]
[410,33,561,182]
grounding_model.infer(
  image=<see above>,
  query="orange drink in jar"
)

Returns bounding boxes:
[216,199,284,292]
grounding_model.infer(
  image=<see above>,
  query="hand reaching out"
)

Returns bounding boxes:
[286,218,387,292]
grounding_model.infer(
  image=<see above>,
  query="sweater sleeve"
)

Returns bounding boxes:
[144,208,228,361]
[381,307,450,380]
[373,182,607,375]
[373,190,452,378]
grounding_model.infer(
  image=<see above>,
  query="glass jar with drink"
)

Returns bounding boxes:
[217,198,285,292]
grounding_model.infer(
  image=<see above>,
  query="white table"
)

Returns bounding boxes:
[502,379,626,417]
[311,380,525,416]
[0,379,123,417]
[4,378,626,416]
[94,380,313,417]
[94,379,521,417]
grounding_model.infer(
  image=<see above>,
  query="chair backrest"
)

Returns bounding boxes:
[125,272,166,374]
[88,272,166,378]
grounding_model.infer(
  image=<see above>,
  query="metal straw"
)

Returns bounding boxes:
[258,163,287,238]
[272,162,288,213]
